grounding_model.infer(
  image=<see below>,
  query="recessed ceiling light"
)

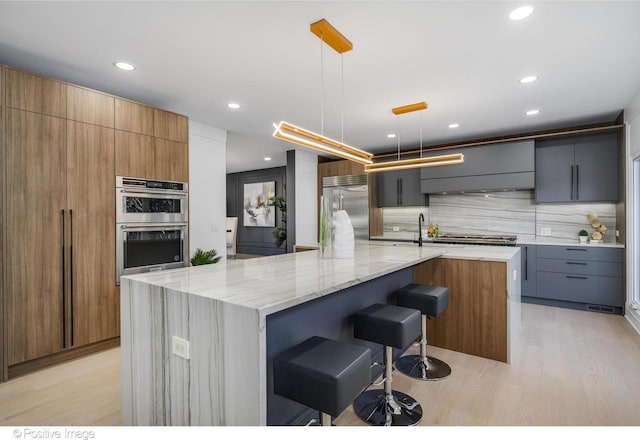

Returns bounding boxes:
[264,157,272,161]
[448,123,460,129]
[510,6,533,20]
[387,133,396,139]
[520,75,538,84]
[526,109,540,116]
[114,61,135,71]
[228,103,241,110]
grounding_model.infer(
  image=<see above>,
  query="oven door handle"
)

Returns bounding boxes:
[119,223,187,230]
[119,189,187,196]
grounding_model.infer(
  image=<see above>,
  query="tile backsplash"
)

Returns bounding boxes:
[381,190,617,243]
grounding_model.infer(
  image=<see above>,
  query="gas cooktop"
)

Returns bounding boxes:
[431,233,518,246]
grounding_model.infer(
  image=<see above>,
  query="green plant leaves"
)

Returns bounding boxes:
[190,248,222,266]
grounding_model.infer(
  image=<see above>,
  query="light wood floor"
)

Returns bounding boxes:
[1,303,640,426]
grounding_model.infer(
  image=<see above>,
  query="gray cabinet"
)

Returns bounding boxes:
[420,140,535,194]
[535,132,619,203]
[533,245,624,312]
[518,244,537,297]
[377,169,428,207]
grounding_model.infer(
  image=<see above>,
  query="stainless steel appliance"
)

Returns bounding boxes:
[431,233,517,246]
[322,174,369,240]
[116,176,188,224]
[116,176,188,284]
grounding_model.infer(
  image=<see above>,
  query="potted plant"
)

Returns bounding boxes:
[578,229,589,243]
[190,248,222,266]
[268,195,287,248]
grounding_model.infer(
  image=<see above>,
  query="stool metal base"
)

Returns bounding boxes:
[353,389,422,426]
[396,354,451,381]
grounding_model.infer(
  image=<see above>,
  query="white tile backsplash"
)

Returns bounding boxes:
[381,190,617,243]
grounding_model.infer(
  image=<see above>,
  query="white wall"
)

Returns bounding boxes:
[189,120,228,262]
[625,89,640,333]
[294,149,318,246]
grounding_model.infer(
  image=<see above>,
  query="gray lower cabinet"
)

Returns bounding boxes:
[527,245,624,313]
[377,169,428,207]
[518,244,537,297]
[535,132,619,203]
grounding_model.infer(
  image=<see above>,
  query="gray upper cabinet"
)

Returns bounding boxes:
[377,169,428,207]
[535,132,619,203]
[420,140,535,194]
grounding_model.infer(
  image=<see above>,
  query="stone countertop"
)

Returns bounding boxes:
[121,241,520,317]
[371,234,624,249]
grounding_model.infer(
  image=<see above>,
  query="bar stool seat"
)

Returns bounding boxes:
[352,303,423,426]
[274,336,371,426]
[395,283,451,381]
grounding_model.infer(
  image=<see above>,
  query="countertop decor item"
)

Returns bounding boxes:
[333,210,355,259]
[578,229,588,243]
[269,194,287,248]
[586,212,607,243]
[319,195,332,258]
[190,248,222,266]
[427,223,440,239]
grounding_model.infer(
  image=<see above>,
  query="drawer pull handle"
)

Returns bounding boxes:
[566,262,588,265]
[565,248,587,251]
[566,275,588,280]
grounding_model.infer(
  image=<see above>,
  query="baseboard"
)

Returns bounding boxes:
[626,307,640,335]
[8,337,120,379]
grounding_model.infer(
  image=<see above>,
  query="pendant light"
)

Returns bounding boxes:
[272,19,374,165]
[364,102,464,173]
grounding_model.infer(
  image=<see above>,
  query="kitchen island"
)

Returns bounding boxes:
[120,241,520,426]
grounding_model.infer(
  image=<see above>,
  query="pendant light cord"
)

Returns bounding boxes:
[397,115,401,161]
[420,110,423,158]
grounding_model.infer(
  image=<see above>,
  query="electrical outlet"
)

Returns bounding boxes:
[616,230,620,237]
[172,336,190,360]
[540,227,551,236]
[392,226,400,232]
[211,223,218,232]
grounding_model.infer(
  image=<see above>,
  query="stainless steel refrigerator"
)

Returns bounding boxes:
[322,174,369,240]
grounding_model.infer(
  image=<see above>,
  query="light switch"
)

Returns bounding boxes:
[211,223,218,232]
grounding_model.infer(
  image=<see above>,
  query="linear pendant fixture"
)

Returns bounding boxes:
[272,18,375,164]
[364,153,464,173]
[364,101,465,173]
[273,121,373,165]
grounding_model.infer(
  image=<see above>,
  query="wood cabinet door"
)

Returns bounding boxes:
[154,109,188,143]
[4,68,66,117]
[115,130,155,179]
[115,99,154,136]
[154,138,189,182]
[67,85,114,128]
[66,121,118,347]
[5,109,67,364]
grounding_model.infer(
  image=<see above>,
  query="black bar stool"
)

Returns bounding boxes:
[395,283,451,380]
[274,336,371,426]
[352,303,423,426]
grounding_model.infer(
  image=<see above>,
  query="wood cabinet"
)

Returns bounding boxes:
[1,65,189,379]
[67,85,114,128]
[154,108,188,143]
[413,258,508,363]
[4,67,66,117]
[376,169,428,207]
[535,132,619,203]
[67,121,117,346]
[154,138,189,182]
[115,99,154,136]
[115,130,155,179]
[115,104,188,181]
[5,109,67,364]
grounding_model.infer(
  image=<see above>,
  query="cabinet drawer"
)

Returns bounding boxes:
[536,272,623,307]
[537,258,623,277]
[536,246,623,262]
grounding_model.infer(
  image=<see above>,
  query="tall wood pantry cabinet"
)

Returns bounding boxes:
[0,66,189,381]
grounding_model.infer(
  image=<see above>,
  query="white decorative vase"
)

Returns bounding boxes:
[579,236,588,243]
[333,210,355,259]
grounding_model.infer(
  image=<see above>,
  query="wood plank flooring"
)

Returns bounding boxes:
[1,303,639,426]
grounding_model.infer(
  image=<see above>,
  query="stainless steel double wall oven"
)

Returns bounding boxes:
[115,176,188,284]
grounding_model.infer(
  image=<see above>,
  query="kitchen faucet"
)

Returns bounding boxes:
[418,213,424,247]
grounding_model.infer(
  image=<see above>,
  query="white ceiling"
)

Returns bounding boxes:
[1,1,640,173]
